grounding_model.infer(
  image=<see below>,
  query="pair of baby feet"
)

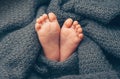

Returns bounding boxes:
[35,13,83,62]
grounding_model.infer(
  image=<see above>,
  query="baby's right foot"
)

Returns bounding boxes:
[60,18,83,62]
[35,13,60,61]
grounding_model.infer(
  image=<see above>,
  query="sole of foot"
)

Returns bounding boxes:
[35,12,60,61]
[60,18,83,62]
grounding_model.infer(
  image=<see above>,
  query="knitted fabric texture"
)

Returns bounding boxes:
[0,0,120,79]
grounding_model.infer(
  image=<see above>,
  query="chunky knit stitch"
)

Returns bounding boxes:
[0,0,120,79]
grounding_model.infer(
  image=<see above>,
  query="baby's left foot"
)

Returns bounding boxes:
[35,13,60,61]
[60,18,83,62]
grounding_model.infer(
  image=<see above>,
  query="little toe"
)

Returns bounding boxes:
[78,33,84,39]
[48,12,57,22]
[35,23,41,31]
[63,18,73,28]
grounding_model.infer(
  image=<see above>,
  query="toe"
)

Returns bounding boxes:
[74,25,80,32]
[72,21,78,29]
[41,14,47,22]
[73,21,78,26]
[43,14,48,21]
[63,18,73,28]
[78,33,84,39]
[78,27,83,33]
[76,25,81,29]
[36,18,40,23]
[74,25,79,30]
[48,12,57,22]
[39,16,44,23]
[35,23,41,31]
[76,28,83,36]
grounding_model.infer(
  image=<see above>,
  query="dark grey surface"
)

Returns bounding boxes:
[0,0,120,79]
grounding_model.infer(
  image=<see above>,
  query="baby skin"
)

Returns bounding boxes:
[35,13,83,62]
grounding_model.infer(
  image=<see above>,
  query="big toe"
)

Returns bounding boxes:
[48,12,57,21]
[63,18,73,28]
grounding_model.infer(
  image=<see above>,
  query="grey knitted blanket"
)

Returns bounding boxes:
[0,0,120,79]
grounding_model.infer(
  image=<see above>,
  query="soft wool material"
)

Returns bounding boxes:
[0,0,120,79]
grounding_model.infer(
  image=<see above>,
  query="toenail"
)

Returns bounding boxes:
[39,16,42,18]
[75,21,78,23]
[43,13,47,16]
[76,25,80,28]
[49,12,54,15]
[74,21,78,25]
[43,14,47,18]
[68,18,73,22]
[36,23,40,26]
[78,25,81,27]
[36,18,40,22]
[66,18,73,24]
[40,17,44,20]
[48,12,57,21]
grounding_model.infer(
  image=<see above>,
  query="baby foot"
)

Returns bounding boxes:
[60,18,83,62]
[35,13,60,61]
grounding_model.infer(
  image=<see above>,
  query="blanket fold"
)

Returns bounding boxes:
[55,71,119,79]
[35,51,78,78]
[62,0,120,23]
